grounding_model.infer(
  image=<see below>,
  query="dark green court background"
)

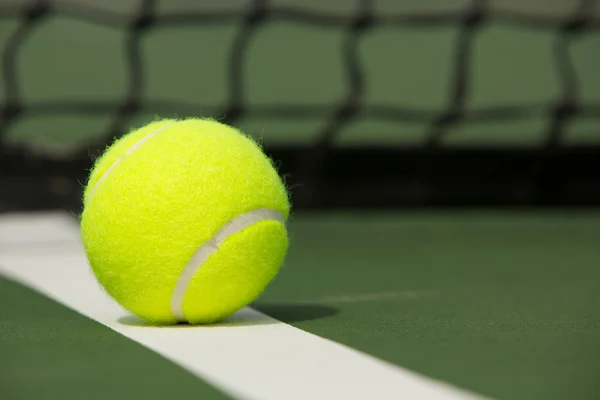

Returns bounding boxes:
[2,212,600,400]
[0,276,231,400]
[259,212,600,399]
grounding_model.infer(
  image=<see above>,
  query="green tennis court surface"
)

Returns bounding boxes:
[2,211,599,400]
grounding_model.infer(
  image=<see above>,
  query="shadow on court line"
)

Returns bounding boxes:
[118,303,339,328]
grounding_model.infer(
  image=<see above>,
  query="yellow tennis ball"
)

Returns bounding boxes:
[80,118,290,325]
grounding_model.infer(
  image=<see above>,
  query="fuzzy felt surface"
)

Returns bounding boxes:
[80,118,290,324]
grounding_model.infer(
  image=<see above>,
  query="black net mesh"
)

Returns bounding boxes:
[1,0,600,211]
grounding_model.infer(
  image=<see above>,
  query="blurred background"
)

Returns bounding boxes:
[0,0,599,212]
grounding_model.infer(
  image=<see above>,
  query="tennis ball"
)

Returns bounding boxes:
[80,118,290,325]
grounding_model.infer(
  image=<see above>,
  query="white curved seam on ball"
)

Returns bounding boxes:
[87,122,177,200]
[170,208,286,322]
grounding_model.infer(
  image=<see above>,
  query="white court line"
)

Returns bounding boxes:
[0,212,485,400]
